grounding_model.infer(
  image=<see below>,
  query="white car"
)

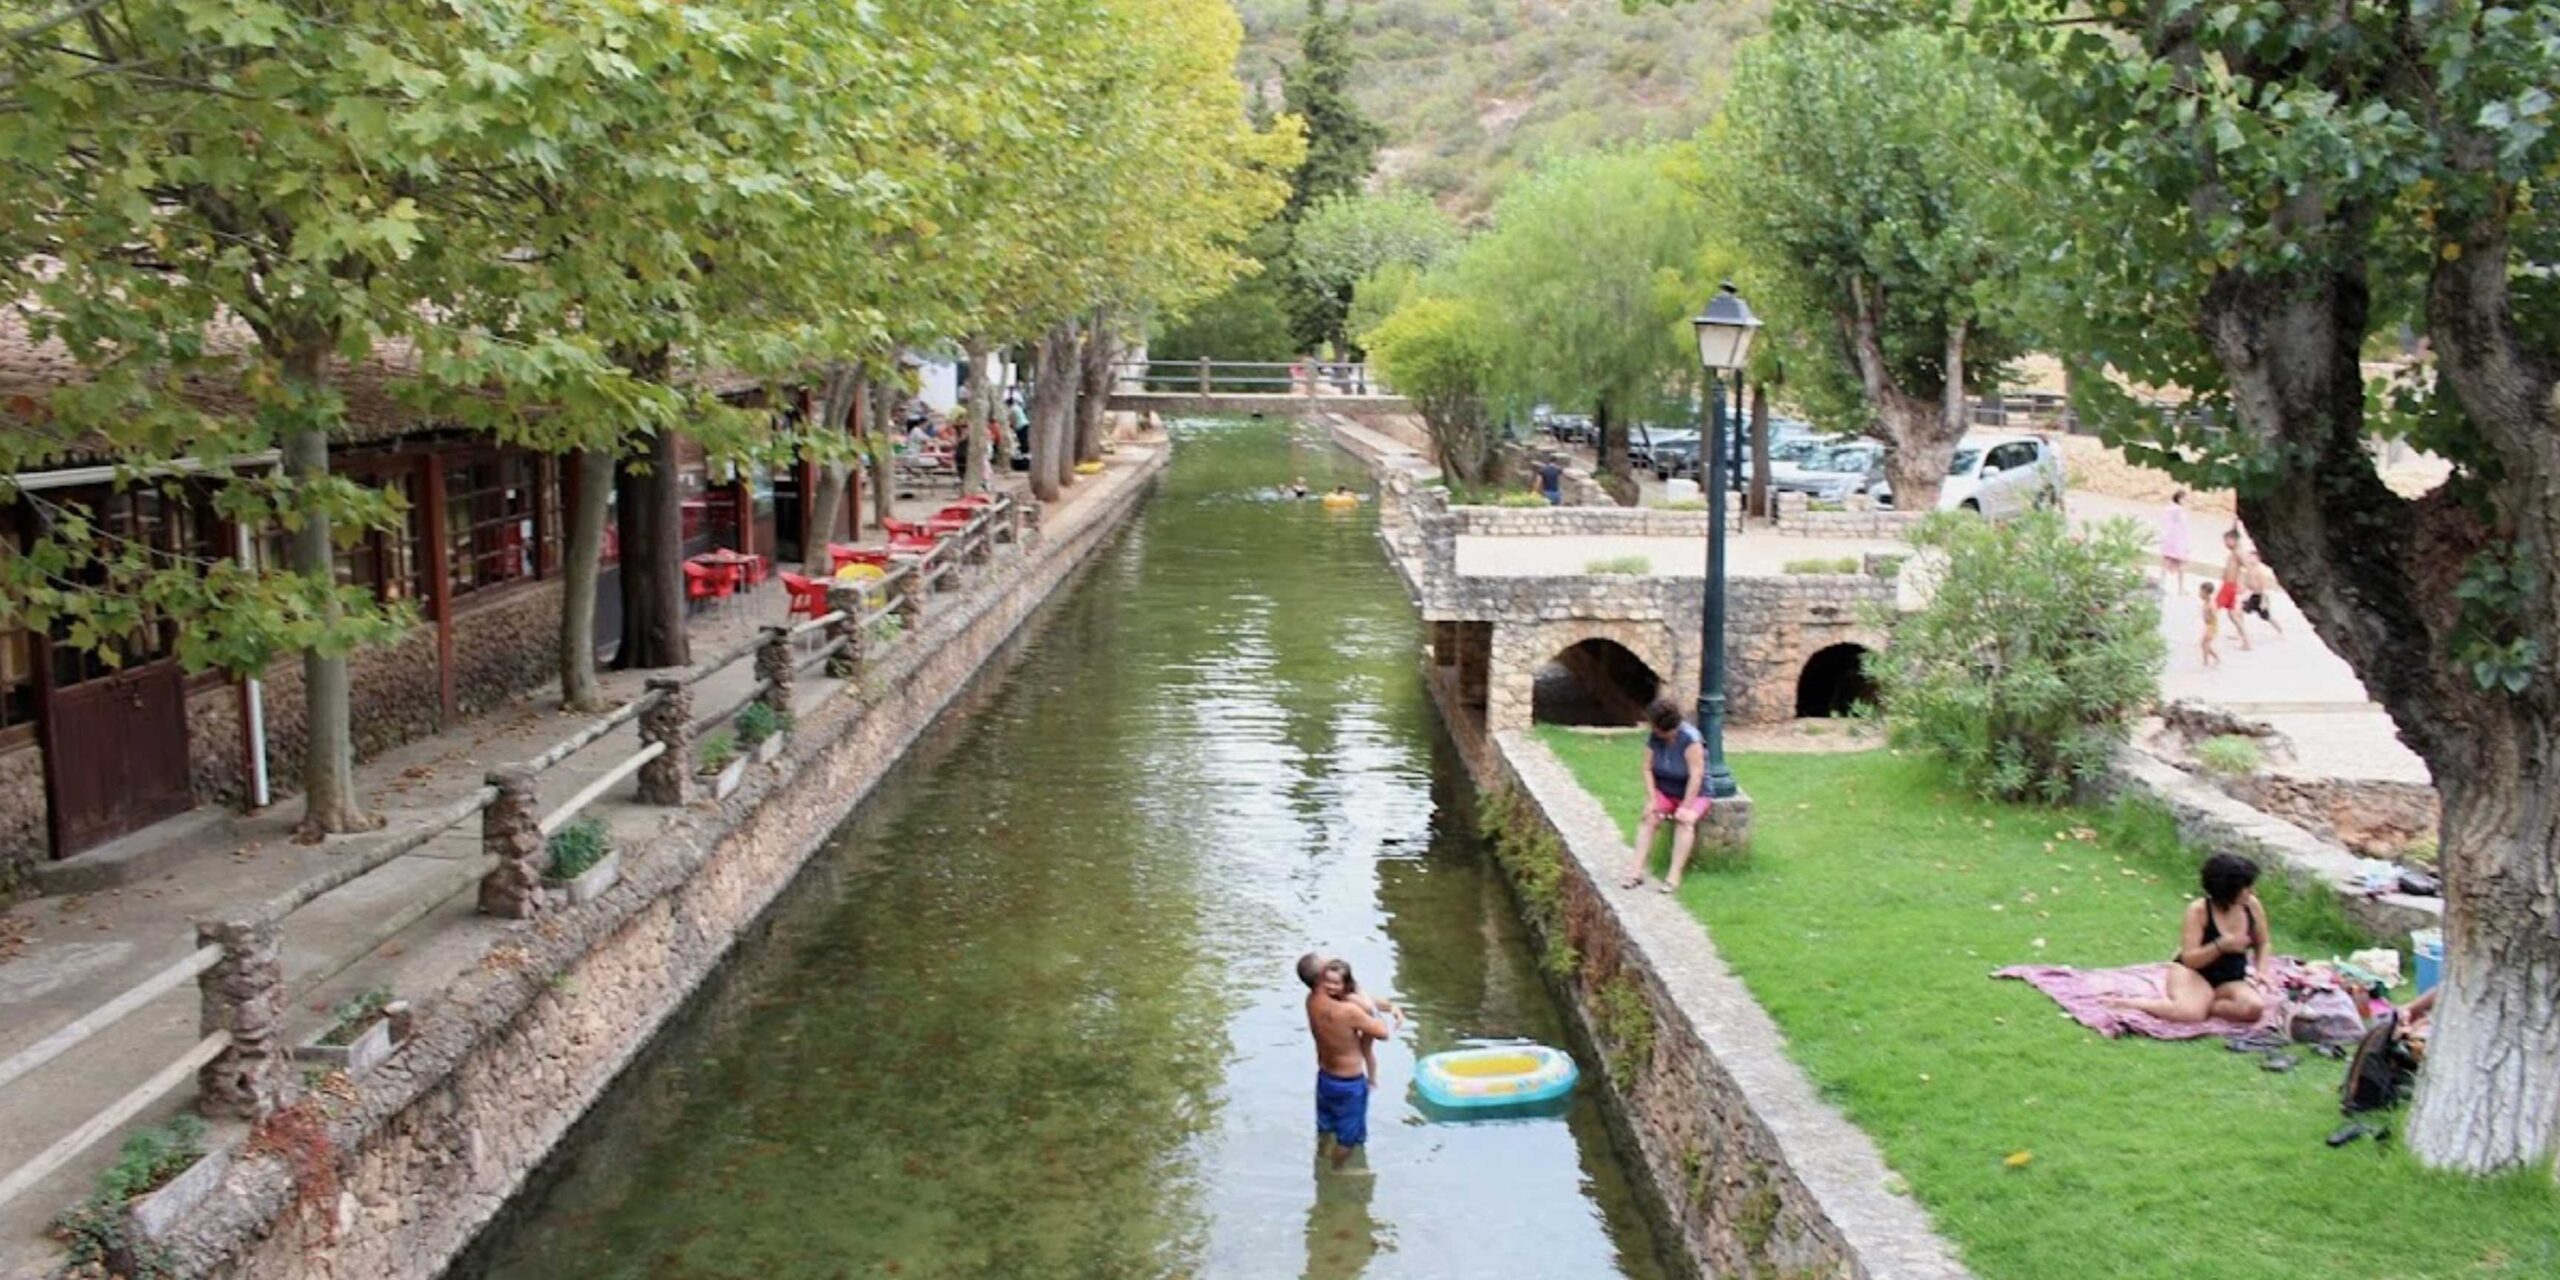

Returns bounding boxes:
[1874,432,2066,516]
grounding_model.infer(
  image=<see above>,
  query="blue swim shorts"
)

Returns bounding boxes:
[1315,1070,1370,1148]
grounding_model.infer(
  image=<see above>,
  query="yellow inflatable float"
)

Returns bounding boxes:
[1320,490,1360,510]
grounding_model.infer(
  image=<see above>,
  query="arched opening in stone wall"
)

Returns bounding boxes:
[1795,642,1877,718]
[1533,638,1662,727]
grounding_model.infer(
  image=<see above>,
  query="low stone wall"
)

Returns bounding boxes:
[185,681,249,810]
[1447,501,1922,541]
[448,583,564,723]
[2104,746,2440,940]
[1470,725,1970,1280]
[2220,774,2439,859]
[137,452,1167,1280]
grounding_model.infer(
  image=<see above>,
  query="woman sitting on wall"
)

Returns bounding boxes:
[1621,697,1709,894]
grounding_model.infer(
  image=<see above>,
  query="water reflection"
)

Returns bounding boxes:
[453,418,1669,1280]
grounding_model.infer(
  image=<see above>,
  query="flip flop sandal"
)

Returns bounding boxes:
[1656,881,1681,895]
[2259,1053,2299,1073]
[2326,1121,2380,1148]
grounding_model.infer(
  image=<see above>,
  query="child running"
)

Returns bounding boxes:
[2216,528,2253,651]
[2198,582,2222,668]
[2241,550,2284,637]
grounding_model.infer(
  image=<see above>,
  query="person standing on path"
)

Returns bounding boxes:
[1622,697,1709,893]
[2241,549,2285,638]
[2157,490,2191,590]
[2215,527,2253,651]
[2198,582,2223,668]
[1534,456,1564,506]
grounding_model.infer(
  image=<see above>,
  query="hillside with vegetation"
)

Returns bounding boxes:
[1233,0,1767,216]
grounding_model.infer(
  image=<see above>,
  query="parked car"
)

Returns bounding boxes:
[1773,441,1886,503]
[1873,432,2066,516]
[1651,435,1701,481]
[1545,412,1593,444]
[1761,434,1841,491]
[1629,425,1696,473]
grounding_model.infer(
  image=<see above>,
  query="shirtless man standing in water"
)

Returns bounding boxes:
[1299,953,1395,1167]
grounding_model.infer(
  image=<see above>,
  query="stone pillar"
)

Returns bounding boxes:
[637,677,691,806]
[1457,624,1495,719]
[1696,788,1757,858]
[196,916,292,1119]
[895,564,928,631]
[825,583,865,680]
[477,765,546,919]
[756,624,794,716]
[1005,500,1026,546]
[965,520,992,566]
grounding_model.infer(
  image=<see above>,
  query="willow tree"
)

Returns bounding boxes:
[1704,26,2034,508]
[1881,0,2560,1174]
[1446,146,1711,504]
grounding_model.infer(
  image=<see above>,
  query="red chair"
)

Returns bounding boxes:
[779,570,830,618]
[828,543,891,572]
[682,560,732,611]
[881,517,926,540]
[933,503,979,521]
[947,493,997,508]
[742,554,770,587]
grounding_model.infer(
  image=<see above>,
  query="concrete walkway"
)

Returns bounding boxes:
[0,458,1149,1276]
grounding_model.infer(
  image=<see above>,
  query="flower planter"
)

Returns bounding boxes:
[125,1147,232,1243]
[701,757,747,800]
[548,847,622,906]
[293,1014,396,1077]
[751,734,785,765]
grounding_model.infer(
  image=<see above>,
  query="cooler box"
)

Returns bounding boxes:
[2411,929,2443,995]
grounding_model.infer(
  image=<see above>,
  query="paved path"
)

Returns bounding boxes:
[0,456,1150,1276]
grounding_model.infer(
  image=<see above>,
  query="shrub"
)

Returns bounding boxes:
[1781,556,1860,575]
[545,816,612,883]
[697,731,739,774]
[733,700,784,747]
[318,987,393,1046]
[1492,491,1553,507]
[1584,555,1652,575]
[2195,734,2264,778]
[51,1115,208,1277]
[1868,511,2163,803]
[1867,554,1907,581]
[1807,499,1847,512]
[1653,498,1709,511]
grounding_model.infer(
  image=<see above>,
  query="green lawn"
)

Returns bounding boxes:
[1536,728,2559,1280]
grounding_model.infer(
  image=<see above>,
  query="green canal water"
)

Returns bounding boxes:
[453,419,1675,1280]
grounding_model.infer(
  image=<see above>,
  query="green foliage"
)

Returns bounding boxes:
[545,817,613,884]
[50,1114,208,1277]
[697,731,740,775]
[1868,512,2163,803]
[1360,294,1498,480]
[1782,556,1861,575]
[733,700,785,748]
[1704,25,2034,478]
[1235,0,1766,215]
[1287,192,1460,353]
[1436,145,1712,486]
[1278,0,1387,228]
[1490,492,1553,508]
[1584,556,1653,575]
[1867,554,1907,581]
[1534,738,2560,1280]
[1653,498,1709,512]
[318,987,394,1047]
[2195,735,2264,779]
[1149,274,1300,366]
[1591,977,1658,1092]
[1476,784,1576,977]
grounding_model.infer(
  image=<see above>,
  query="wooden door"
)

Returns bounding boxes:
[43,654,191,856]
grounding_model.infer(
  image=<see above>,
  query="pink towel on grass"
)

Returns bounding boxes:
[1995,960,2292,1040]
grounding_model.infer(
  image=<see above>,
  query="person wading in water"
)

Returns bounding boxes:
[1298,953,1395,1168]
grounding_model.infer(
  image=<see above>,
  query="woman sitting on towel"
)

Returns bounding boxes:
[2108,853,2276,1024]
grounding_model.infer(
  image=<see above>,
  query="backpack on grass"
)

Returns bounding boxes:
[2340,1012,2418,1115]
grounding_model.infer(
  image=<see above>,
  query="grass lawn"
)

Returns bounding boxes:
[1536,728,2559,1280]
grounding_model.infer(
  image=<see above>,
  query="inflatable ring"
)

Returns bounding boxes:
[1415,1044,1577,1109]
[832,563,885,582]
[1074,460,1106,475]
[1320,492,1359,510]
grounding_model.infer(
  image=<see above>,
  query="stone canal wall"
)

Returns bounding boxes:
[1452,715,1972,1280]
[144,452,1167,1280]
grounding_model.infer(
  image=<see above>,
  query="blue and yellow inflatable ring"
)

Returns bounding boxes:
[1415,1044,1578,1109]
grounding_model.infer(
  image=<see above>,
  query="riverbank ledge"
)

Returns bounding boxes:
[118,448,1167,1280]
[1471,726,1972,1280]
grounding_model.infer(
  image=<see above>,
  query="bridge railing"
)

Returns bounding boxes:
[1111,358,1388,397]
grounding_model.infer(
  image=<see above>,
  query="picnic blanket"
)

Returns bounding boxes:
[1994,959,2306,1041]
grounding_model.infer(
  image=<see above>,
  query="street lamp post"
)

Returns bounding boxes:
[1692,283,1761,800]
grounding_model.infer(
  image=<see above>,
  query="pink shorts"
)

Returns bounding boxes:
[1647,789,1710,822]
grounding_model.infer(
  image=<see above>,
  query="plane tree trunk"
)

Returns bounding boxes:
[1075,311,1115,464]
[557,448,613,710]
[278,338,378,837]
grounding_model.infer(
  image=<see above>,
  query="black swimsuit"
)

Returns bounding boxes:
[2193,901,2254,987]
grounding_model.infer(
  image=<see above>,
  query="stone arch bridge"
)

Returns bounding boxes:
[1376,474,1904,739]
